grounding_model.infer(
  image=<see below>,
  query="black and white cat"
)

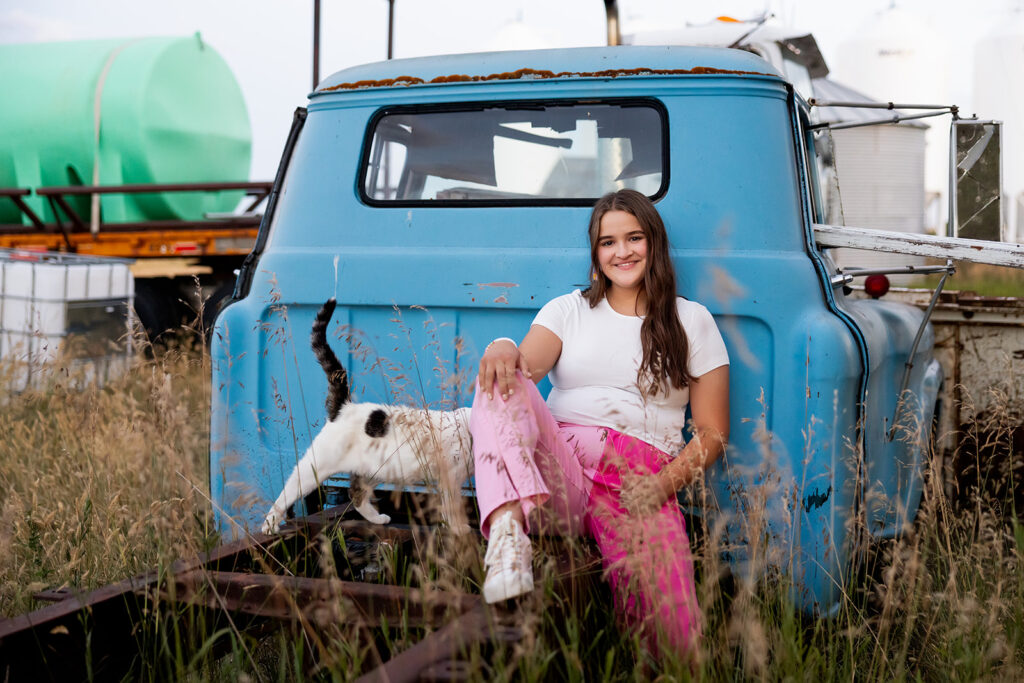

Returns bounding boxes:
[261,298,473,534]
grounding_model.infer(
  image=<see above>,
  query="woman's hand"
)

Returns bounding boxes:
[477,339,531,401]
[618,470,676,516]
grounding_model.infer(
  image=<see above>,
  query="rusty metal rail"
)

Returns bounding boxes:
[0,182,272,236]
[0,188,44,228]
[0,181,272,256]
[0,506,597,680]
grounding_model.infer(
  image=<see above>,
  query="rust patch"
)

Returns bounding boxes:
[325,75,425,90]
[493,295,509,304]
[321,66,772,92]
[477,282,519,288]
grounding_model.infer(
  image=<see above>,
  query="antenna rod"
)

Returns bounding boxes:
[313,0,321,89]
[387,0,395,59]
[603,0,620,46]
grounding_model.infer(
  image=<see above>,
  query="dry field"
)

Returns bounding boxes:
[0,347,214,618]
[2,342,1023,680]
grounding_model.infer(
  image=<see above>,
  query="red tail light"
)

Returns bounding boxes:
[864,274,890,299]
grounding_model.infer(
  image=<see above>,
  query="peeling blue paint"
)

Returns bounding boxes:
[803,485,832,512]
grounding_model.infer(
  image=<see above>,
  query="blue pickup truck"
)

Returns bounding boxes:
[210,46,944,615]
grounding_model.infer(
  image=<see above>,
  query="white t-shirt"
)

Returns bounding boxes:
[533,290,729,455]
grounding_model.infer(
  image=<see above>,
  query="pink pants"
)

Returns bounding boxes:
[470,373,702,654]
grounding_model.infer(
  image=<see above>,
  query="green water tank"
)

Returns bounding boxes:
[0,34,251,225]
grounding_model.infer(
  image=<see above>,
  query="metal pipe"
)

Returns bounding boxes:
[36,182,273,196]
[8,196,44,229]
[604,0,620,46]
[313,0,321,90]
[728,13,771,49]
[808,109,954,131]
[387,0,395,59]
[840,264,957,277]
[948,118,958,237]
[829,263,956,287]
[807,99,953,110]
[887,260,955,442]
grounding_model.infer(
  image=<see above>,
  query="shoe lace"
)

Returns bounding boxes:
[484,514,521,567]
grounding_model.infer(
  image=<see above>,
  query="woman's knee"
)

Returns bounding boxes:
[471,373,540,427]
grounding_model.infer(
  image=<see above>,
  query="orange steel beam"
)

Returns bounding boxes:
[0,228,258,258]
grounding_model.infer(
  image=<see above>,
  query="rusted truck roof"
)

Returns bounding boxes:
[312,45,780,95]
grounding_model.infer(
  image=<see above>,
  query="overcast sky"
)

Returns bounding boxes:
[1,0,1017,180]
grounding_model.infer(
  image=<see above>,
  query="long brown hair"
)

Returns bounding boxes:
[583,189,693,394]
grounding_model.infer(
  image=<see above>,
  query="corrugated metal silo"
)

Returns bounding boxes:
[813,78,928,281]
[832,6,950,233]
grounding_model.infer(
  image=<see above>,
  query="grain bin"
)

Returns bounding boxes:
[0,34,251,225]
[812,78,928,283]
[832,6,951,232]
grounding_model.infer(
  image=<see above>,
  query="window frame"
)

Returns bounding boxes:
[357,97,670,208]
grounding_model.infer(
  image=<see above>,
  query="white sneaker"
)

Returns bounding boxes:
[482,510,534,604]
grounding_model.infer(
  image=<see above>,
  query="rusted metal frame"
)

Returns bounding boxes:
[0,217,259,236]
[31,588,75,604]
[0,509,376,678]
[0,520,319,680]
[356,537,601,682]
[43,195,75,248]
[4,504,601,681]
[356,604,504,683]
[242,186,271,213]
[9,196,45,229]
[50,195,86,231]
[24,182,270,238]
[162,571,479,628]
[0,189,45,229]
[68,217,261,232]
[1,530,280,638]
[34,181,273,196]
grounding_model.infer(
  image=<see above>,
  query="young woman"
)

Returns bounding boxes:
[470,189,730,653]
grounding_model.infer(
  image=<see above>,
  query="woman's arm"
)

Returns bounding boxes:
[477,324,562,400]
[658,364,730,494]
[618,364,730,515]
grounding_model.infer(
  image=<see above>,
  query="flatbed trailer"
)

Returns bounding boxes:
[0,181,271,338]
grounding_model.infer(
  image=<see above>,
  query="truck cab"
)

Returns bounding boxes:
[210,46,942,616]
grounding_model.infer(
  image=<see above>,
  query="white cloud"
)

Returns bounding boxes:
[0,8,76,43]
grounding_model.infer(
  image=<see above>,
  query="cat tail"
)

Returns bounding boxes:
[312,297,349,421]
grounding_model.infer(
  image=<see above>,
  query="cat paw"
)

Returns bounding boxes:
[261,510,283,535]
[355,502,391,525]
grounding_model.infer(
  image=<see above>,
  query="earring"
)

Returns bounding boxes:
[591,271,598,281]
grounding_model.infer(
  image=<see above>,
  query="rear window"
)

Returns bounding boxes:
[360,100,667,205]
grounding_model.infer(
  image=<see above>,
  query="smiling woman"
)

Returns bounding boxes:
[471,188,730,658]
[595,209,649,304]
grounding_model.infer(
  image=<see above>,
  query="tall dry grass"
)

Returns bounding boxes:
[1,324,1023,680]
[0,343,214,617]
